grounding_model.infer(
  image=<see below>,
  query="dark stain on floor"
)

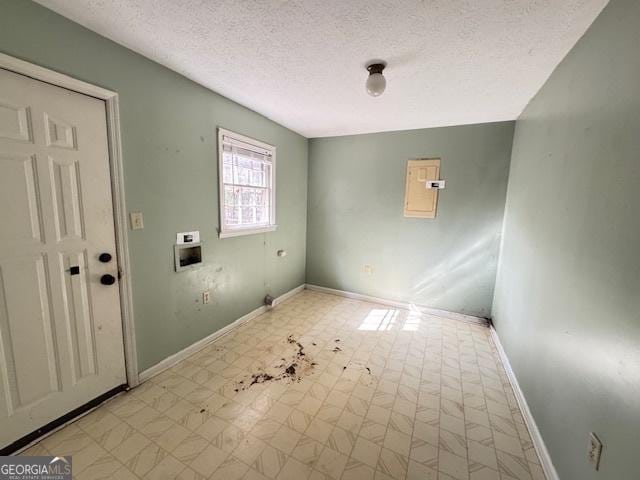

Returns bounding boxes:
[341,360,375,385]
[249,373,274,386]
[231,336,375,392]
[234,335,316,392]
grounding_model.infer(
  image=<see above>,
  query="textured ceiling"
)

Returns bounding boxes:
[35,0,609,138]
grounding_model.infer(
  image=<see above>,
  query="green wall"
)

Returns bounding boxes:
[4,7,638,476]
[492,0,640,478]
[306,122,514,317]
[0,0,308,371]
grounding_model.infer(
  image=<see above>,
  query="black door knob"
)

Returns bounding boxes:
[99,253,112,263]
[100,274,116,285]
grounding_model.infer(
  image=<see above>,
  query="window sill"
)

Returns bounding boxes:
[218,225,278,239]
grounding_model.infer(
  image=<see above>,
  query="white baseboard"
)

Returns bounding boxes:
[489,326,559,480]
[138,284,305,383]
[304,284,488,326]
[273,284,305,306]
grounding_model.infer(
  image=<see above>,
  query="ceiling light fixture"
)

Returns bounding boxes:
[365,62,387,97]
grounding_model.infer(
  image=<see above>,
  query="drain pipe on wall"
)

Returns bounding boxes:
[264,294,275,308]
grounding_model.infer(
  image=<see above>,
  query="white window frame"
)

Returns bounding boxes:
[217,128,277,238]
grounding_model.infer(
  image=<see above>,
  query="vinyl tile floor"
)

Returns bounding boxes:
[20,290,545,480]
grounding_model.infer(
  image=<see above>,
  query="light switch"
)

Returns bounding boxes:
[130,212,144,230]
[426,180,446,190]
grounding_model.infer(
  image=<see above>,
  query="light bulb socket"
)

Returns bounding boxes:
[366,63,386,75]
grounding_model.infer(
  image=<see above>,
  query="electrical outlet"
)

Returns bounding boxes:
[130,212,144,230]
[202,291,210,304]
[364,264,374,275]
[588,432,603,470]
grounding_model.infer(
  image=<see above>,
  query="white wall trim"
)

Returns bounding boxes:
[304,284,488,326]
[0,52,120,99]
[219,225,278,239]
[138,284,305,383]
[0,52,140,387]
[106,96,139,388]
[274,284,305,305]
[489,326,559,480]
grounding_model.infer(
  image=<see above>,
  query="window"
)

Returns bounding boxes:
[218,128,276,238]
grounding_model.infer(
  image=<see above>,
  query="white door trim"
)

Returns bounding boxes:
[0,52,139,387]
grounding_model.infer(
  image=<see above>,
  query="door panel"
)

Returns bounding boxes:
[44,113,77,150]
[49,155,84,241]
[59,251,97,383]
[0,155,42,245]
[0,255,60,412]
[0,67,126,449]
[0,101,31,142]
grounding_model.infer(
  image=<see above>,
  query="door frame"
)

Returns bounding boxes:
[0,52,139,387]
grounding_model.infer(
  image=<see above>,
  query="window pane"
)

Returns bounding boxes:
[224,152,270,188]
[265,164,271,188]
[235,165,250,185]
[224,185,236,206]
[250,169,264,187]
[255,206,267,224]
[237,156,252,169]
[241,188,255,206]
[225,206,239,225]
[241,206,255,225]
[223,154,234,183]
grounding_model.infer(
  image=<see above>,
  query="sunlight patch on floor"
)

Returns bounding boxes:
[358,308,399,331]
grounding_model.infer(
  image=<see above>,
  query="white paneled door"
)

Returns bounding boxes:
[0,68,126,449]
